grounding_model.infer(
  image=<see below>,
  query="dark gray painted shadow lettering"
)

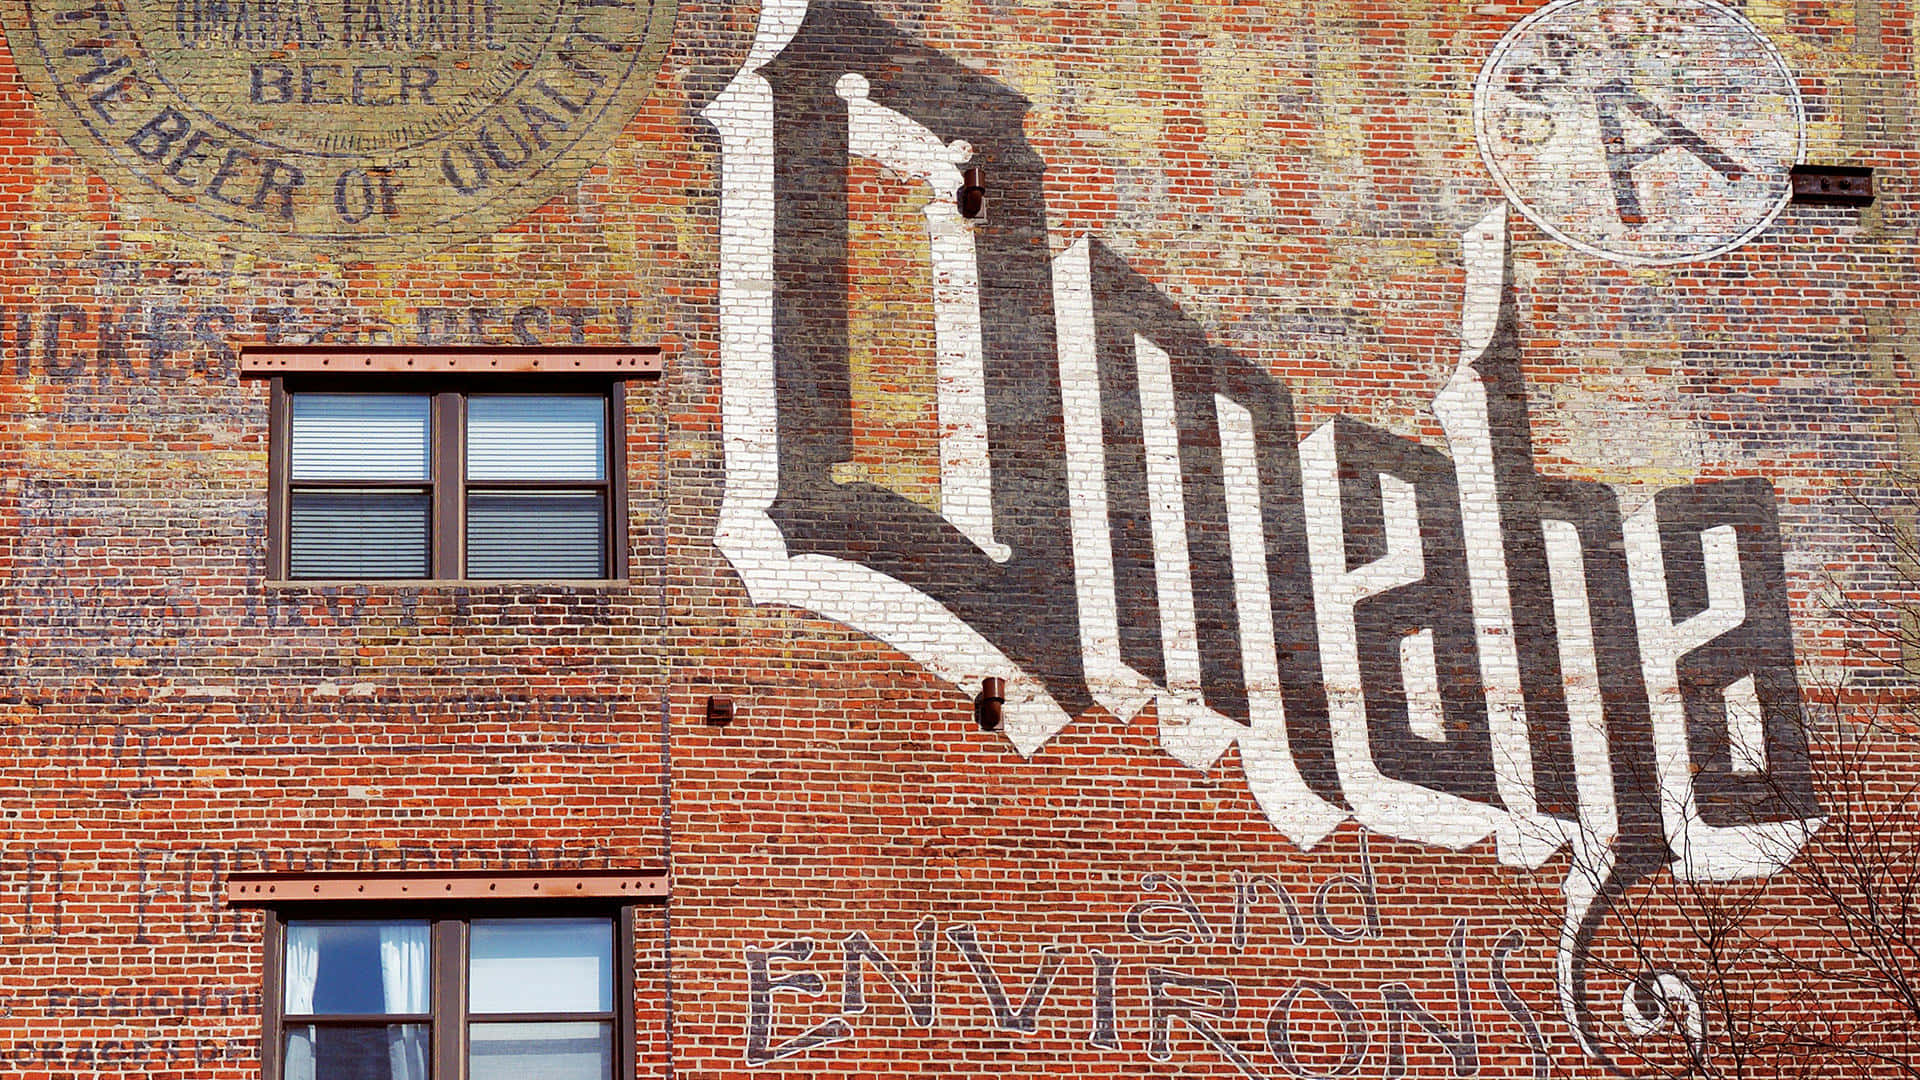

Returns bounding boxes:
[758,0,1090,719]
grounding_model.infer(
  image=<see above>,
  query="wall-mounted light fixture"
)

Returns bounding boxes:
[973,677,1005,731]
[705,695,735,726]
[957,167,987,220]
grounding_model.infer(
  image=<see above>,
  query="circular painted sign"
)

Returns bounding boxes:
[4,0,675,261]
[1474,0,1803,264]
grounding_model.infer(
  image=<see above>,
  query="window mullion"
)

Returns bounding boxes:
[433,393,466,580]
[267,378,290,581]
[433,918,467,1080]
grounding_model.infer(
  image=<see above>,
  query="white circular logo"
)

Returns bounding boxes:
[1475,0,1803,264]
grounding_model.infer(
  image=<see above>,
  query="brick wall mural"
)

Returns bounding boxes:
[707,0,1831,1065]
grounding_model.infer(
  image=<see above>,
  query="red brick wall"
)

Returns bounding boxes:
[0,0,1914,1075]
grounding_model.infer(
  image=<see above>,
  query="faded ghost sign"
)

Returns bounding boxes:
[744,847,1569,1076]
[1473,0,1804,264]
[2,0,675,259]
[703,0,1822,1061]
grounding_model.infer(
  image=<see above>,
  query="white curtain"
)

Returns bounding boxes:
[380,923,431,1080]
[282,927,321,1080]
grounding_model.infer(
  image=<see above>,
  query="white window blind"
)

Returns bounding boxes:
[289,492,432,578]
[465,396,609,578]
[470,919,613,1014]
[290,395,431,480]
[467,396,606,481]
[469,919,615,1080]
[287,394,434,579]
[469,1022,611,1080]
[466,494,606,579]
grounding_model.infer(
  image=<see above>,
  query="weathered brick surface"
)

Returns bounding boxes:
[0,0,1914,1076]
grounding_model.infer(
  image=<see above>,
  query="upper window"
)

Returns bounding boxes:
[268,380,626,581]
[271,913,627,1080]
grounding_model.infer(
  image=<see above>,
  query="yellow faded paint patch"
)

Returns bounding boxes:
[1196,33,1263,163]
[1310,21,1366,166]
[1744,0,1790,35]
[1078,13,1173,153]
[841,155,943,515]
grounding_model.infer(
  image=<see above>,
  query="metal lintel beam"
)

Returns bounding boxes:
[239,346,665,377]
[225,869,669,906]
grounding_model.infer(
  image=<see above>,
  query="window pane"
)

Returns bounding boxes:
[284,1023,429,1080]
[465,493,606,579]
[285,921,431,1015]
[469,1021,611,1080]
[290,395,431,481]
[467,396,606,481]
[290,491,431,578]
[470,918,613,1014]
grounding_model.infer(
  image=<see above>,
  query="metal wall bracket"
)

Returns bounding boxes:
[1790,164,1874,207]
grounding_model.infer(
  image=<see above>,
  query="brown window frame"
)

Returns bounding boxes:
[265,374,630,582]
[257,901,640,1080]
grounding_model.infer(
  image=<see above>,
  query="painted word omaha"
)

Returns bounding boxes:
[706,0,1823,1060]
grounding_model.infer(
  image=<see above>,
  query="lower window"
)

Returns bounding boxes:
[268,912,630,1080]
